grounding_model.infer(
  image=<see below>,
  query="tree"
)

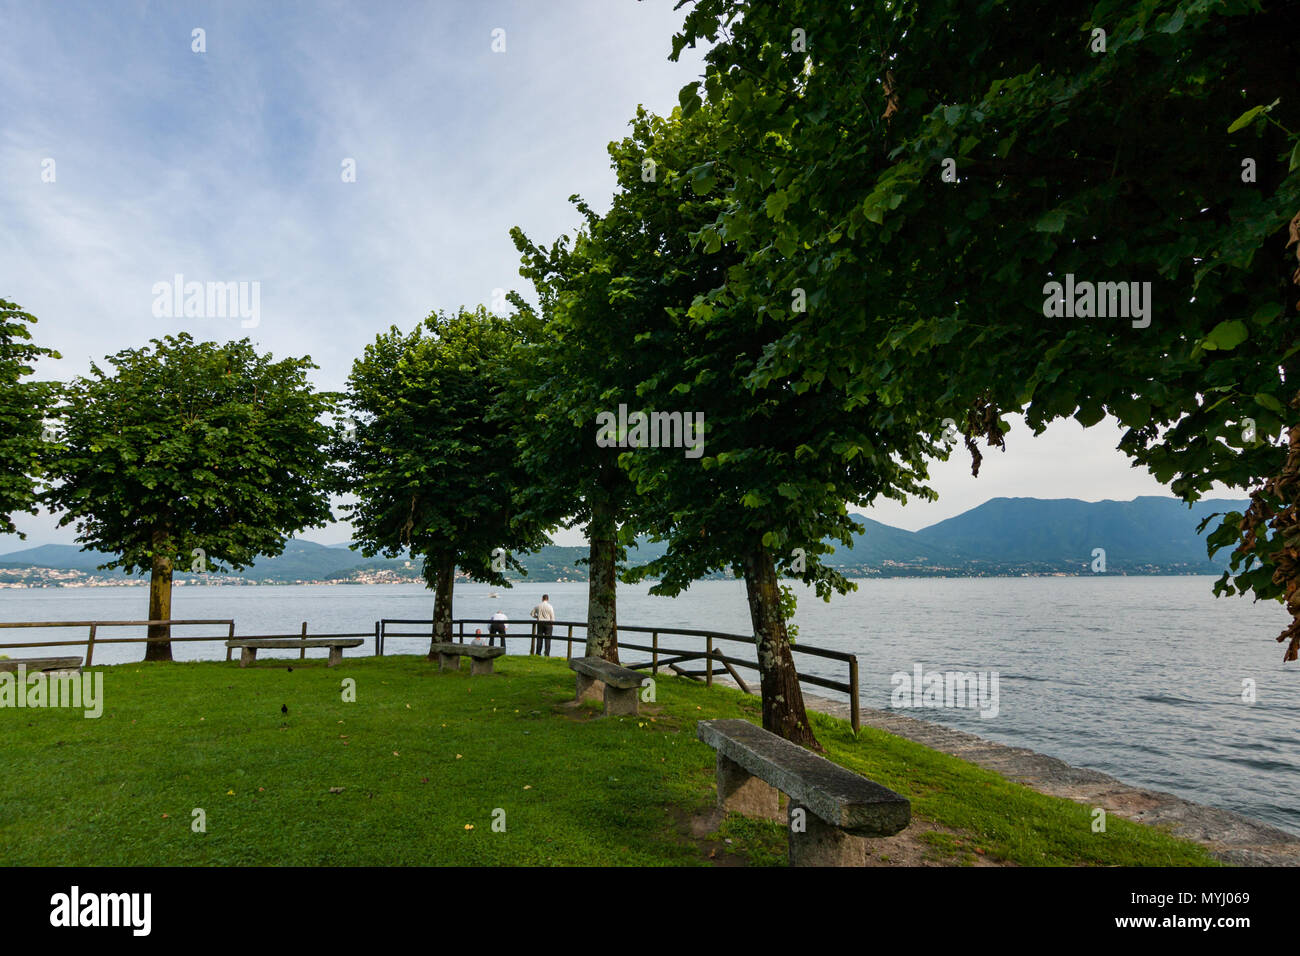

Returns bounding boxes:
[671,0,1300,658]
[340,306,551,655]
[43,334,337,661]
[509,206,656,663]
[579,106,944,748]
[0,299,59,536]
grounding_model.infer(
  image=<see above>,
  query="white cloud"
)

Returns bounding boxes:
[1,1,1231,555]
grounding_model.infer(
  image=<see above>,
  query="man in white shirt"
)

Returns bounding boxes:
[489,611,508,648]
[530,594,556,656]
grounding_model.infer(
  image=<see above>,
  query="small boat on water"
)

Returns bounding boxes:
[489,592,499,599]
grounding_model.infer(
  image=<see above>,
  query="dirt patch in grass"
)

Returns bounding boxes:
[681,803,1017,867]
[667,805,753,866]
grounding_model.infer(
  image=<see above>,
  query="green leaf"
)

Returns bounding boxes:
[1157,8,1186,33]
[765,190,791,221]
[689,163,717,194]
[1201,320,1249,351]
[1255,392,1285,414]
[1251,302,1282,326]
[678,82,702,117]
[1227,105,1267,133]
[1075,401,1105,427]
[1034,209,1068,233]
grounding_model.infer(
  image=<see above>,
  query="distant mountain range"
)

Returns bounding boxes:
[824,496,1245,575]
[0,496,1247,587]
[0,539,421,586]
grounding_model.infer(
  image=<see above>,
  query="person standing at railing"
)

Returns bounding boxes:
[530,594,555,657]
[488,611,508,648]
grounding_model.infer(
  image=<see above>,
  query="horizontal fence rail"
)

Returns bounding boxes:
[0,620,369,667]
[0,620,236,668]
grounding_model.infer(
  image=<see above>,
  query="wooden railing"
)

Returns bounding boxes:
[0,615,863,733]
[0,619,235,667]
[379,617,862,733]
[0,620,375,666]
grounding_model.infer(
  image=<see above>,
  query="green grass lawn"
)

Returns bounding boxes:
[0,654,1218,866]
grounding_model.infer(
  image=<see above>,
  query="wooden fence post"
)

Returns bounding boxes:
[86,624,96,668]
[849,655,861,734]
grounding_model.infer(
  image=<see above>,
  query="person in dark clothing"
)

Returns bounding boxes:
[488,611,507,648]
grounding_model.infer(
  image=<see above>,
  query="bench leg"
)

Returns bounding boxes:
[715,753,781,820]
[574,673,603,703]
[603,684,638,716]
[787,802,869,867]
[470,656,495,676]
[438,652,461,672]
[240,647,257,668]
[327,645,343,667]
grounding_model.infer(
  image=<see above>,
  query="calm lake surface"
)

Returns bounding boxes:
[3,577,1297,835]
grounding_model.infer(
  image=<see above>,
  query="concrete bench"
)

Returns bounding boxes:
[696,718,910,866]
[226,638,364,668]
[430,642,506,675]
[0,656,83,674]
[568,656,642,716]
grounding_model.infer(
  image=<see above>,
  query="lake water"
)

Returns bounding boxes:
[2,577,1297,835]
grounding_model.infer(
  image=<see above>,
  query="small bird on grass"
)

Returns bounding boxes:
[281,704,288,715]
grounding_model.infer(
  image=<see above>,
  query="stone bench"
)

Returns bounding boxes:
[0,656,83,674]
[430,642,506,675]
[696,718,910,866]
[568,656,642,716]
[225,638,364,668]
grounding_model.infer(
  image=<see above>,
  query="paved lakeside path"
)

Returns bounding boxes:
[767,686,1300,866]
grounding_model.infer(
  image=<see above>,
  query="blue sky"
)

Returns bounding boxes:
[0,0,1199,553]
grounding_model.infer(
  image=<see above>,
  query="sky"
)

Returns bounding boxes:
[0,0,1209,554]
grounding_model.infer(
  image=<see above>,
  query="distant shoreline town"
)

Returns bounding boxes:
[0,495,1239,589]
[0,571,1227,589]
[0,561,1227,590]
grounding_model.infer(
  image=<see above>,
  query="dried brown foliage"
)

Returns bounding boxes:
[964,394,1007,478]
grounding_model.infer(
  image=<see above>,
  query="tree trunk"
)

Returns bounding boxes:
[742,544,819,750]
[427,554,455,658]
[585,498,619,662]
[145,543,174,663]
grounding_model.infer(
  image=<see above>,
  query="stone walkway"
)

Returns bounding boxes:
[736,683,1300,866]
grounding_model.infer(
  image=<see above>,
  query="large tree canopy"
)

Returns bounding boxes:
[563,105,948,748]
[43,334,338,660]
[671,0,1300,658]
[0,299,59,537]
[509,219,651,663]
[340,306,551,654]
